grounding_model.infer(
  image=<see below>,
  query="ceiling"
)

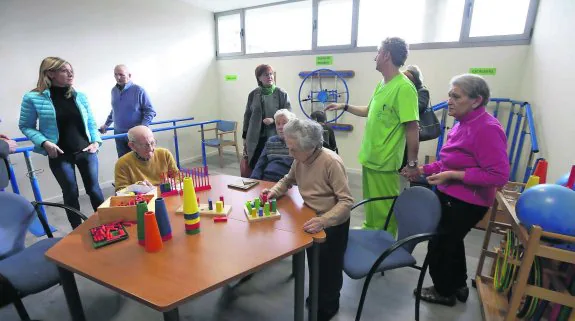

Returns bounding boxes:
[181,0,287,12]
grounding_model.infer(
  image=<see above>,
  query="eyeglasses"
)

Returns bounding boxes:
[131,139,157,149]
[260,72,274,78]
[53,68,74,75]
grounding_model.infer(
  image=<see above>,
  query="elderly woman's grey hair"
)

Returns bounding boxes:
[450,74,491,107]
[274,109,297,122]
[406,65,423,82]
[283,118,324,152]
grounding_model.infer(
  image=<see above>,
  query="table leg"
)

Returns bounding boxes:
[293,250,305,321]
[163,308,180,321]
[58,267,86,321]
[308,243,319,321]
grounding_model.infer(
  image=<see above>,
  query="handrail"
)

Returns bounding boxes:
[14,120,220,153]
[11,117,196,143]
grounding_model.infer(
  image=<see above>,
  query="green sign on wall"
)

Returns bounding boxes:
[469,67,497,76]
[225,74,238,81]
[316,56,333,66]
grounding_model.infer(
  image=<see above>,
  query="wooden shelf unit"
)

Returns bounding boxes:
[475,187,575,321]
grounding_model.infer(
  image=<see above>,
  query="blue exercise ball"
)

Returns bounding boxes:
[516,184,575,236]
[555,172,575,190]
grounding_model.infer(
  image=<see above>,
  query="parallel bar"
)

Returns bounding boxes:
[23,150,56,236]
[172,121,180,169]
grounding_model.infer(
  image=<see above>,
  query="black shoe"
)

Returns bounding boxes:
[455,286,469,302]
[414,286,468,302]
[416,286,456,307]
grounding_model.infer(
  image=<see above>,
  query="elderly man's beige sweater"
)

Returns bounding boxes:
[270,147,353,227]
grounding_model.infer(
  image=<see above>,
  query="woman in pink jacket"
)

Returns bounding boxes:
[406,74,510,306]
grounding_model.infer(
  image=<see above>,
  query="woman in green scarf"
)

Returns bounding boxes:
[242,64,291,176]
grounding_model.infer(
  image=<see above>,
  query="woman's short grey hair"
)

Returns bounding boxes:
[283,119,323,152]
[450,74,491,107]
[274,109,296,122]
[405,65,423,82]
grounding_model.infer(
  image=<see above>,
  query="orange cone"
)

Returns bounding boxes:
[533,159,548,184]
[144,211,163,253]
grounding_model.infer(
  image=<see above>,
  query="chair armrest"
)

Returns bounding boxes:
[218,131,235,136]
[367,232,437,278]
[351,196,399,231]
[351,196,398,211]
[32,201,89,238]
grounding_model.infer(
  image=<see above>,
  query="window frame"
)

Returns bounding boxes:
[215,10,244,57]
[214,0,540,60]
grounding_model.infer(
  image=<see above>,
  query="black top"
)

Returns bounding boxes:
[321,124,338,154]
[49,86,89,153]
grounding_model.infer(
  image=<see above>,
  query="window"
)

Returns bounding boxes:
[357,0,465,47]
[469,0,532,37]
[214,0,539,58]
[245,1,312,53]
[317,0,353,47]
[216,13,242,55]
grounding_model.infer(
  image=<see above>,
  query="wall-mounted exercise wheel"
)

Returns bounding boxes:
[298,68,350,123]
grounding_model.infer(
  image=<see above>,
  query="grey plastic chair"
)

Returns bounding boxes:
[343,186,442,321]
[0,192,88,321]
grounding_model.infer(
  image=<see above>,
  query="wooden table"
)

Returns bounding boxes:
[45,175,324,321]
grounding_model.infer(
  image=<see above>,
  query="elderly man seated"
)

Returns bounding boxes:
[250,109,296,182]
[114,125,178,191]
[262,119,353,321]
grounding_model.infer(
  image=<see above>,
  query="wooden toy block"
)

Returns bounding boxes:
[213,217,228,223]
[243,204,281,222]
[176,203,232,216]
[97,190,157,224]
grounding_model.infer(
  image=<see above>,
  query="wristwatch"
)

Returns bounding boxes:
[407,160,418,168]
[343,104,349,111]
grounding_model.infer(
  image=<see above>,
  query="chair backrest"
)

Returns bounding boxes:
[394,186,441,253]
[217,120,237,133]
[0,192,36,260]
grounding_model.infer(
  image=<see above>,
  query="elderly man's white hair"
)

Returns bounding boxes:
[283,118,323,151]
[127,125,153,142]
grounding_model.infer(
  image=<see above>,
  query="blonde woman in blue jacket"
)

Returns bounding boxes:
[19,57,104,229]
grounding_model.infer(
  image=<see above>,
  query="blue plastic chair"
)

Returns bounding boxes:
[343,186,442,321]
[202,120,240,167]
[0,192,88,321]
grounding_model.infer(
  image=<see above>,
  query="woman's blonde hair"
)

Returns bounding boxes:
[34,57,74,98]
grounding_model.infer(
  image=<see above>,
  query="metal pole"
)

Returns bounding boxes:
[23,150,56,236]
[172,121,181,169]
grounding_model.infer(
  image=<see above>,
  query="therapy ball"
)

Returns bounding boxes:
[555,172,575,190]
[516,184,575,236]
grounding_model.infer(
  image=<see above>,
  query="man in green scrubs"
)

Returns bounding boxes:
[326,37,420,236]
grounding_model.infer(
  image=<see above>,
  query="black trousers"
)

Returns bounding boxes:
[428,190,488,297]
[249,136,268,169]
[306,219,350,314]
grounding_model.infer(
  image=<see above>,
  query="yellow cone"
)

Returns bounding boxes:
[524,175,540,190]
[183,177,199,214]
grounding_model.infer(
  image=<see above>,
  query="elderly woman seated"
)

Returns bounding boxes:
[250,109,296,182]
[262,118,353,321]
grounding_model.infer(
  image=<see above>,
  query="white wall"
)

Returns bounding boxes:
[0,0,218,201]
[519,0,575,182]
[217,46,529,172]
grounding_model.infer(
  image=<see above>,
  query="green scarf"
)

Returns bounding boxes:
[260,84,276,96]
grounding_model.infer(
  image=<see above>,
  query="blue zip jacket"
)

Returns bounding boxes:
[19,89,102,155]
